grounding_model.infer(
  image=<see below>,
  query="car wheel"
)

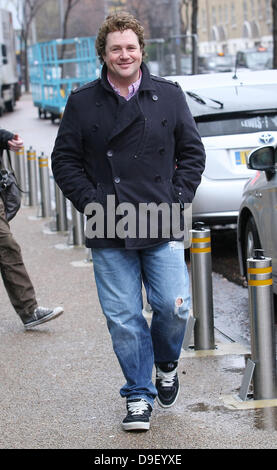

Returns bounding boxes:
[244,216,261,270]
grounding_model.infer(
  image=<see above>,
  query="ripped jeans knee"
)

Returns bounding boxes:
[174,296,188,318]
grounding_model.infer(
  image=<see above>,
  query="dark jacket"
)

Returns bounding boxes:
[51,62,206,249]
[0,129,14,151]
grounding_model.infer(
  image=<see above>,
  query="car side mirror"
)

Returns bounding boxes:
[247,145,276,180]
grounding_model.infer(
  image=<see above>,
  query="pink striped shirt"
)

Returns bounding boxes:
[107,70,142,101]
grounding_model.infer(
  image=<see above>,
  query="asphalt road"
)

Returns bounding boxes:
[211,227,246,287]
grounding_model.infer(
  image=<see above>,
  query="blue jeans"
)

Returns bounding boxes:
[91,241,190,408]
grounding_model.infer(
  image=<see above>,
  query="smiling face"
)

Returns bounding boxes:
[103,29,143,86]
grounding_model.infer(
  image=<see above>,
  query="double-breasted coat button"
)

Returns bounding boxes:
[92,124,99,132]
[96,102,102,107]
[114,177,120,184]
[107,150,113,157]
[152,95,158,101]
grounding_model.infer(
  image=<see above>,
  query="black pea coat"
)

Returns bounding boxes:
[51,62,206,249]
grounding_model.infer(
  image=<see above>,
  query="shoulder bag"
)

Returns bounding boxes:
[0,148,22,221]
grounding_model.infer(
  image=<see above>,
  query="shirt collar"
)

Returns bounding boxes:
[107,69,142,101]
[100,62,156,94]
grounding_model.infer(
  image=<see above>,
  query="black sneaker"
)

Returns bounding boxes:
[22,306,64,329]
[122,399,152,431]
[156,362,179,408]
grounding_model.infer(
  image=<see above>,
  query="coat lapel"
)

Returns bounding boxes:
[100,62,155,143]
[108,98,143,142]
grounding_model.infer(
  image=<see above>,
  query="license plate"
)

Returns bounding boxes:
[235,149,251,165]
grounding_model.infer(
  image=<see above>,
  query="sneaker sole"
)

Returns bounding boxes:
[24,307,64,330]
[156,386,180,408]
[122,421,150,431]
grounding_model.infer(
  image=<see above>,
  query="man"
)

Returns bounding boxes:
[0,129,64,329]
[52,12,205,431]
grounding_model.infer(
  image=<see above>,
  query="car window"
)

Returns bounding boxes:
[213,55,233,66]
[197,113,277,137]
[245,51,272,68]
[236,52,246,66]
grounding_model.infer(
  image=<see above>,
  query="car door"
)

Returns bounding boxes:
[254,171,277,280]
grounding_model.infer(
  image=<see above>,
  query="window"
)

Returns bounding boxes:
[218,5,223,23]
[212,6,216,25]
[231,2,236,26]
[236,51,247,67]
[1,44,7,65]
[266,0,271,23]
[257,0,263,19]
[202,8,207,30]
[197,113,277,138]
[243,0,248,20]
[224,4,229,24]
[250,0,255,18]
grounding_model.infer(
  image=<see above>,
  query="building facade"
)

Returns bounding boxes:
[197,0,273,54]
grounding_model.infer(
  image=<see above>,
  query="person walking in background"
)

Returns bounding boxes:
[51,12,205,431]
[0,129,64,329]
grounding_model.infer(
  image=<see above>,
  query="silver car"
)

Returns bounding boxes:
[237,144,277,294]
[169,70,277,225]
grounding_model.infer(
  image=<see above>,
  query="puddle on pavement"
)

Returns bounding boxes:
[187,402,230,414]
[187,402,210,412]
[187,402,277,431]
[222,353,248,374]
[222,367,244,374]
[254,407,277,431]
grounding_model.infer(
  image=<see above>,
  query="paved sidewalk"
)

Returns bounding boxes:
[0,95,277,449]
[0,204,277,450]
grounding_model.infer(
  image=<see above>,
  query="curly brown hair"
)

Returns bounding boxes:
[95,11,145,64]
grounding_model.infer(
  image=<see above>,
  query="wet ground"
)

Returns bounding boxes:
[210,226,247,287]
[184,226,252,346]
[203,225,276,346]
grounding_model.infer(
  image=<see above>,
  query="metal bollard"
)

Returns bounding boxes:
[15,147,28,204]
[55,184,68,231]
[38,153,51,217]
[11,149,20,180]
[247,249,277,400]
[3,149,20,180]
[71,204,85,246]
[27,147,38,206]
[190,222,215,350]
